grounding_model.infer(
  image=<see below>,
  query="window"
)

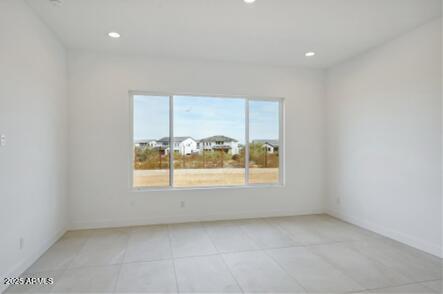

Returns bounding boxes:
[249,100,280,184]
[131,93,283,189]
[173,95,245,187]
[133,95,170,188]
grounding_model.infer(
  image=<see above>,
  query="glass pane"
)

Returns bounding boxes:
[173,96,245,187]
[249,100,280,184]
[133,95,170,187]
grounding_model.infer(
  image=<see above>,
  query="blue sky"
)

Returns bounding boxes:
[133,95,279,144]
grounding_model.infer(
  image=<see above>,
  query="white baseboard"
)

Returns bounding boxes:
[327,209,442,258]
[69,208,325,230]
[1,228,67,294]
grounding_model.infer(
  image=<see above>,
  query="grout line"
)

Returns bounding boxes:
[366,279,443,293]
[261,249,308,293]
[201,222,222,253]
[306,242,442,292]
[262,217,302,244]
[31,234,375,273]
[235,219,267,249]
[20,216,441,293]
[111,233,130,293]
[202,222,245,293]
[46,233,93,293]
[219,254,245,294]
[337,241,422,286]
[166,224,181,294]
[263,216,369,247]
[111,264,124,294]
[419,279,442,294]
[303,245,367,292]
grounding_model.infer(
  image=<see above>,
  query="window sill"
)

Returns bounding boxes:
[130,183,285,193]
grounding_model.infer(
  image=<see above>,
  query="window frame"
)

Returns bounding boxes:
[129,91,285,191]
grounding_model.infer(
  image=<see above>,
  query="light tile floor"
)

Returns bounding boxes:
[6,214,442,293]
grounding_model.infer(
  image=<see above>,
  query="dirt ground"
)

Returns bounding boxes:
[133,168,279,188]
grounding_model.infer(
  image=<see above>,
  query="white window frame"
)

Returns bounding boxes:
[129,91,285,191]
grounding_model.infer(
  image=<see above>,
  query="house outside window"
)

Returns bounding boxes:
[132,93,284,189]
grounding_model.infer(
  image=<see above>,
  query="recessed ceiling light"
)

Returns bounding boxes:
[244,0,256,3]
[305,52,316,57]
[108,32,121,38]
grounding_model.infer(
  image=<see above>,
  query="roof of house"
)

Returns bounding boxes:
[199,135,238,143]
[252,139,279,147]
[157,137,196,143]
[135,139,157,144]
[212,145,232,150]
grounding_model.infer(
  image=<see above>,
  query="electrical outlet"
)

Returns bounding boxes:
[336,197,341,205]
[180,201,185,208]
[0,134,5,147]
[19,238,24,250]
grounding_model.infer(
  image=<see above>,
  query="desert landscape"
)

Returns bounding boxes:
[133,168,279,188]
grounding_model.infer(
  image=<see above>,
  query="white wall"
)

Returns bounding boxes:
[67,51,325,229]
[326,19,442,257]
[0,3,439,291]
[0,0,68,290]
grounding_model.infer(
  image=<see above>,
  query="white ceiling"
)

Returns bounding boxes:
[27,0,441,68]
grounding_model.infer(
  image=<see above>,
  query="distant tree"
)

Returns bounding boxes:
[134,146,168,170]
[134,145,275,170]
[248,143,279,168]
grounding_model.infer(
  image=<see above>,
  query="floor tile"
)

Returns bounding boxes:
[124,225,172,263]
[238,218,296,249]
[62,230,94,240]
[299,216,374,242]
[421,280,441,293]
[349,239,442,282]
[5,271,61,293]
[377,238,441,268]
[16,215,442,294]
[26,233,87,273]
[115,260,177,293]
[368,283,437,293]
[267,246,364,293]
[222,251,305,293]
[267,216,332,245]
[203,220,259,253]
[168,222,217,258]
[69,229,129,268]
[310,243,410,290]
[175,255,241,293]
[51,265,120,293]
[325,221,376,241]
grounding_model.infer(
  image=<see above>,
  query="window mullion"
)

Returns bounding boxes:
[245,98,250,185]
[279,100,284,186]
[169,95,174,187]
